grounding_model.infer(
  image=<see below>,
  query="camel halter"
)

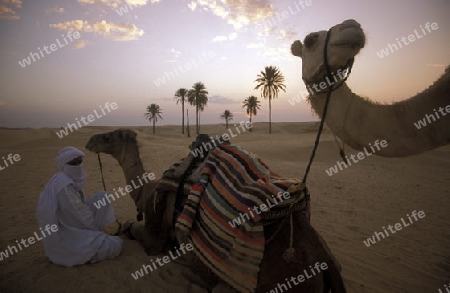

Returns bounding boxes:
[96,138,144,222]
[272,25,355,263]
[97,153,107,191]
[96,153,123,235]
[302,27,354,184]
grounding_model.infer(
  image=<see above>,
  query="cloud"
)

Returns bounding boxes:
[3,0,21,8]
[0,101,7,106]
[0,4,18,19]
[212,35,227,42]
[208,95,236,104]
[50,19,87,31]
[46,7,65,14]
[190,0,275,30]
[50,20,144,41]
[77,0,158,8]
[0,0,22,20]
[246,42,264,49]
[188,1,196,11]
[212,32,237,42]
[426,64,445,68]
[73,40,89,50]
[169,48,181,57]
[258,46,290,60]
[277,29,297,40]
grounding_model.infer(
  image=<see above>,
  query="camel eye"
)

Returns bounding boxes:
[304,33,318,49]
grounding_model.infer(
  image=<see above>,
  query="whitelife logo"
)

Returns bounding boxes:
[376,22,439,59]
[56,102,118,139]
[18,31,81,68]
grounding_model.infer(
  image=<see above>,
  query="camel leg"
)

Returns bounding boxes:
[256,212,346,293]
[302,220,346,293]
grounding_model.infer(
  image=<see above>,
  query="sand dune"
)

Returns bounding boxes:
[0,122,448,293]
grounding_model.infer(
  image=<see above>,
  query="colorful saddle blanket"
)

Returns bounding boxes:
[175,144,308,293]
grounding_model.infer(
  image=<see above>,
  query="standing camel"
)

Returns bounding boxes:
[291,19,449,157]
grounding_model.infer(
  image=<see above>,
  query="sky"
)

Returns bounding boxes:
[0,0,449,128]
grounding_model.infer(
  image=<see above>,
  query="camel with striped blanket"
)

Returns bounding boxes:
[86,129,346,292]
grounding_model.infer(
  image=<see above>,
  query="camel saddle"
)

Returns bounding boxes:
[155,134,310,293]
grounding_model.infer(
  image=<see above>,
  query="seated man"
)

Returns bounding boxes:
[36,146,122,267]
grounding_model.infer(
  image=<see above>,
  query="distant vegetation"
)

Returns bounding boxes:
[144,103,162,134]
[165,66,286,135]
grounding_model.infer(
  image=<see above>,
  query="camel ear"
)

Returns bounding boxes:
[291,40,303,58]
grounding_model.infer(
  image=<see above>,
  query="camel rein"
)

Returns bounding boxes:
[301,26,354,185]
[267,26,354,262]
[97,153,107,191]
[96,139,144,221]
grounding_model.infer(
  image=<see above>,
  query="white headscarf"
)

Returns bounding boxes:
[37,147,87,227]
[56,146,87,191]
[55,146,85,169]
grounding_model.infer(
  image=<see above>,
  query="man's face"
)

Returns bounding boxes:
[67,156,83,166]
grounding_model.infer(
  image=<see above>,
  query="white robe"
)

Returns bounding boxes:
[37,173,122,267]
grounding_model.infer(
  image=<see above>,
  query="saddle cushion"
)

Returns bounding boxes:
[175,144,304,293]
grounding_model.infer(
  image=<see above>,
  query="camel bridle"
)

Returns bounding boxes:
[301,24,354,184]
[97,136,144,222]
[265,25,355,262]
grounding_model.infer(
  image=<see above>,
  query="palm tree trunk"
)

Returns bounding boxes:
[187,109,191,138]
[226,118,228,129]
[196,104,199,134]
[182,100,185,134]
[152,120,155,134]
[249,114,252,132]
[269,96,272,134]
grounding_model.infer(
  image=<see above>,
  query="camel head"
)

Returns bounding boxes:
[291,19,365,85]
[85,129,138,157]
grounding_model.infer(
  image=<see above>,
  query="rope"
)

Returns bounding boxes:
[96,140,143,221]
[97,153,107,191]
[266,188,308,245]
[278,25,355,263]
[97,154,127,230]
[334,134,348,164]
[301,28,335,185]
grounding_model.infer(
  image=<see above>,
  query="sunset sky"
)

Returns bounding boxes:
[0,0,449,128]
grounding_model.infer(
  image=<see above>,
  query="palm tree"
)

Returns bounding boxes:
[254,66,286,134]
[220,110,233,129]
[242,95,261,131]
[174,88,188,134]
[143,103,162,134]
[188,82,208,134]
[186,109,191,137]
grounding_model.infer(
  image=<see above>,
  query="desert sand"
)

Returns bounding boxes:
[0,122,448,293]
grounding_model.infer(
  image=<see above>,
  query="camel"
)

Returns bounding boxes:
[291,19,450,157]
[85,129,347,292]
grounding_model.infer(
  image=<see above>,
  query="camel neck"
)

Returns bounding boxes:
[308,71,450,157]
[115,143,146,201]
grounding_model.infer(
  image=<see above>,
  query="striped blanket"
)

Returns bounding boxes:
[175,144,307,293]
